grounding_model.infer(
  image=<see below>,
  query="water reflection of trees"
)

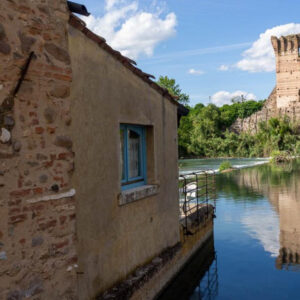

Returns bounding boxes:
[256,160,300,187]
[216,171,263,201]
[218,160,300,271]
[217,160,300,200]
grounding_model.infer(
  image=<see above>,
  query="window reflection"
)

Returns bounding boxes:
[120,129,125,181]
[128,129,141,178]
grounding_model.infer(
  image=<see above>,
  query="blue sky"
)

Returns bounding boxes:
[79,0,300,106]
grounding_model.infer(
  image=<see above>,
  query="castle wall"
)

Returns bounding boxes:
[231,34,300,133]
[0,1,77,299]
[272,35,300,109]
[230,87,277,133]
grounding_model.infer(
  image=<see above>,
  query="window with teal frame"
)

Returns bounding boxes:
[120,124,147,190]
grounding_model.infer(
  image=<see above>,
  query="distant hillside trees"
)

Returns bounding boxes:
[157,75,299,158]
[219,100,265,128]
[179,103,300,158]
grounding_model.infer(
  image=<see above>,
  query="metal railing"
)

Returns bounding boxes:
[193,252,218,300]
[179,170,216,235]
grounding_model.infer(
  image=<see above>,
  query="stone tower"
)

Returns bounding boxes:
[271,34,300,110]
[231,34,300,133]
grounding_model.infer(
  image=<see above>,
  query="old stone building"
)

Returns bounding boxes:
[232,34,300,133]
[0,1,215,299]
[68,13,185,300]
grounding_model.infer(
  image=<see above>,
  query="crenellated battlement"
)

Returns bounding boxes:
[231,33,300,133]
[270,34,300,109]
[271,34,300,55]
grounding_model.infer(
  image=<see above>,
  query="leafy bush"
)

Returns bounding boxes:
[270,150,291,164]
[219,100,265,128]
[219,161,233,172]
[179,101,300,158]
[295,141,300,155]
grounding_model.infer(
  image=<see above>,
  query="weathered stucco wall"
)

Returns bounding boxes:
[68,24,180,298]
[131,216,213,300]
[0,1,77,299]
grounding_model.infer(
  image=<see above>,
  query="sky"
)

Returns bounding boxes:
[78,0,300,106]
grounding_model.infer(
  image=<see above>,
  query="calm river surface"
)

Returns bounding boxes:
[161,158,300,300]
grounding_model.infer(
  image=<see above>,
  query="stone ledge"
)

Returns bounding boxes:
[97,243,181,300]
[119,185,159,206]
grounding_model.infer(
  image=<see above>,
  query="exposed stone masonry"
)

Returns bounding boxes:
[0,1,76,299]
[232,34,300,133]
[231,87,277,133]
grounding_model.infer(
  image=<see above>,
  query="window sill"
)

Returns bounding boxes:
[119,185,159,206]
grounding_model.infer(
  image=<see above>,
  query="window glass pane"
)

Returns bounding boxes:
[128,129,141,178]
[120,129,125,181]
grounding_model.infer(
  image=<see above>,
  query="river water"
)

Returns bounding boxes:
[160,159,300,300]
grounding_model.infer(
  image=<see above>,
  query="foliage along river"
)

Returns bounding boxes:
[160,158,300,300]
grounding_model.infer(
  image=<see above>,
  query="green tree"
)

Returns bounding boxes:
[219,100,265,129]
[178,115,193,157]
[177,96,299,158]
[157,76,189,105]
[237,100,265,119]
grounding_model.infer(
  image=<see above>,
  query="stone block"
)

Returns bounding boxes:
[119,185,159,206]
[50,85,70,98]
[0,40,10,54]
[0,128,11,143]
[0,23,6,40]
[54,136,73,149]
[32,236,44,247]
[18,32,36,53]
[44,107,56,123]
[45,42,70,64]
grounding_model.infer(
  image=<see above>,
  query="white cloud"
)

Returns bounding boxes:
[211,90,256,106]
[188,68,204,75]
[241,210,279,257]
[236,23,300,72]
[82,1,177,60]
[105,0,119,10]
[219,64,229,71]
[140,42,251,65]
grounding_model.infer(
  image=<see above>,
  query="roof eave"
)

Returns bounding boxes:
[68,13,180,107]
